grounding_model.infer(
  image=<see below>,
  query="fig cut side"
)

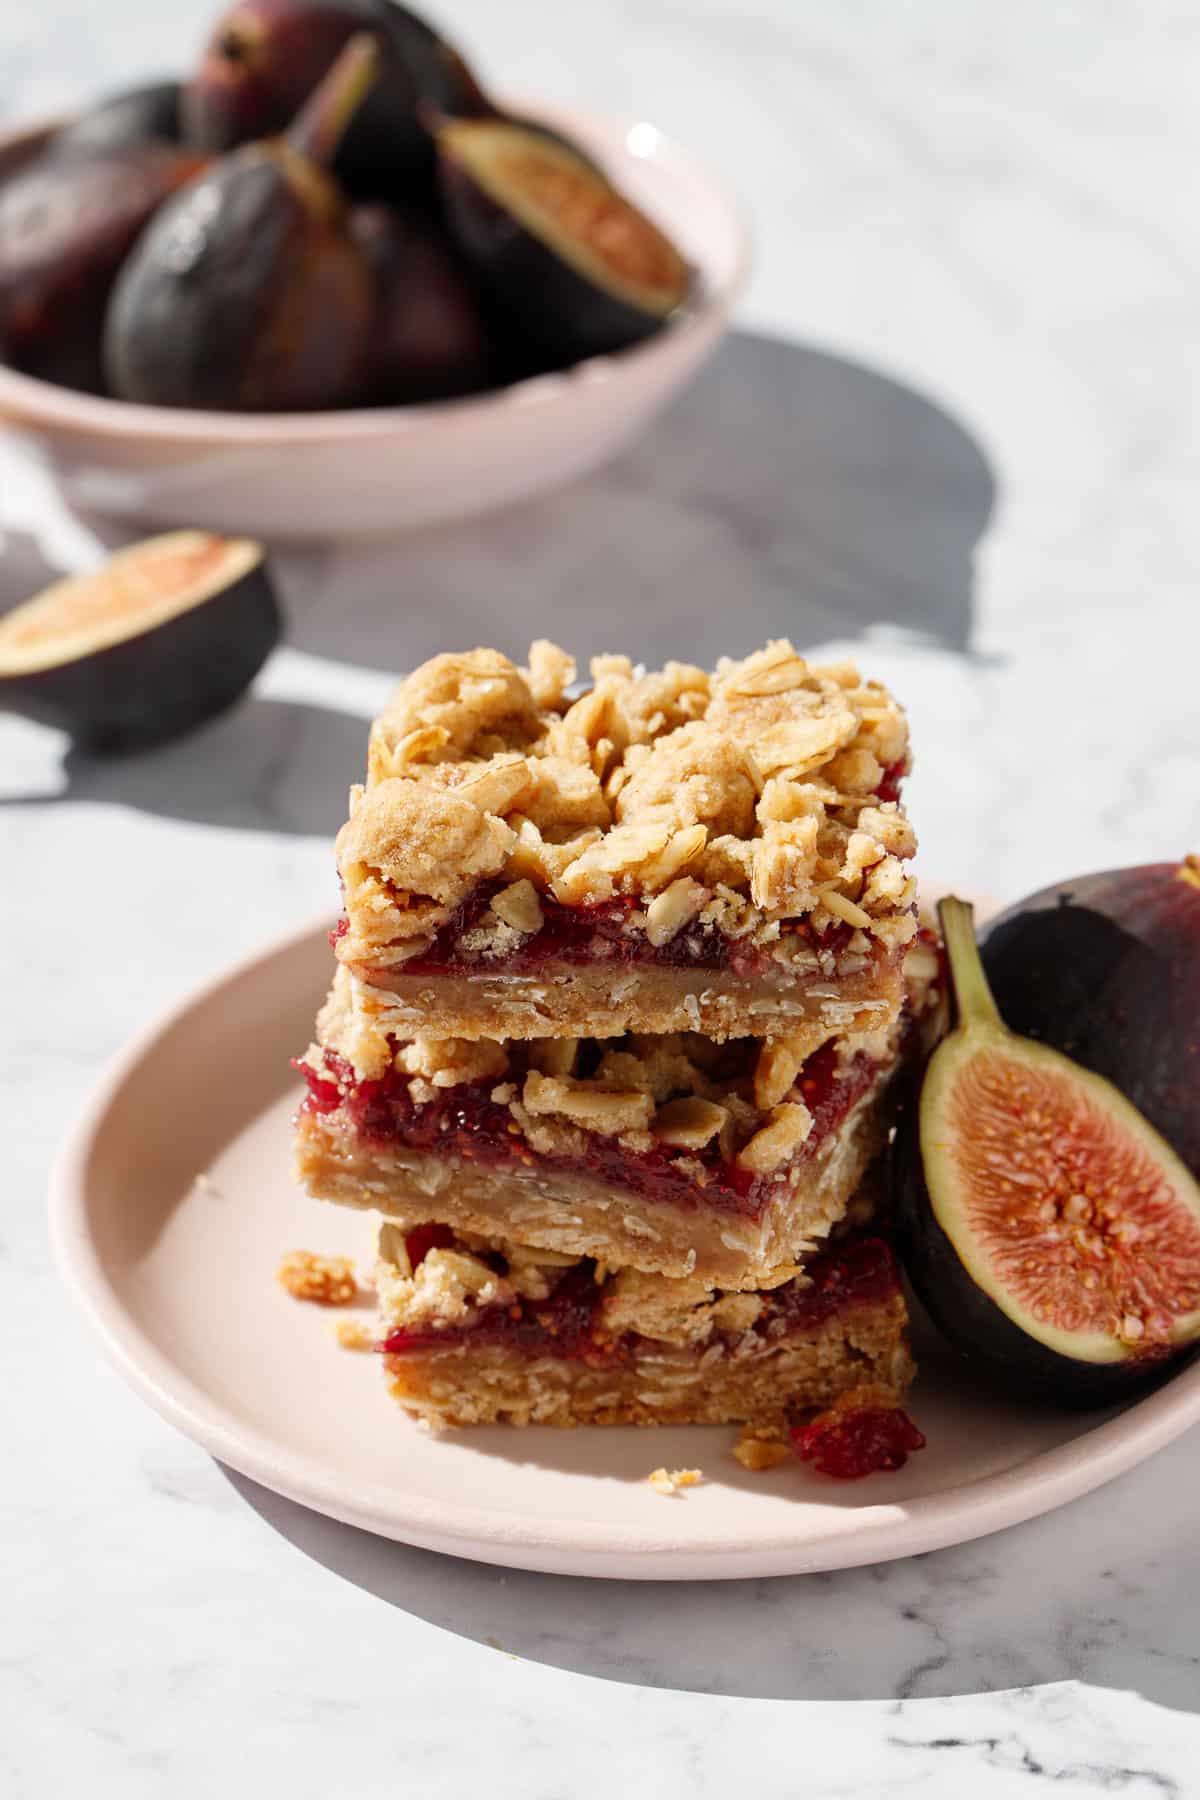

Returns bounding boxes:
[899,895,1200,1403]
[0,531,280,751]
[438,118,691,362]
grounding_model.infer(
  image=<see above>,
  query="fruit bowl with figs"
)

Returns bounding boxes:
[0,4,746,539]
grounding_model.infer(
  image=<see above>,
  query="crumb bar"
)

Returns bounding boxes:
[294,968,918,1286]
[332,640,917,1041]
[373,1225,915,1431]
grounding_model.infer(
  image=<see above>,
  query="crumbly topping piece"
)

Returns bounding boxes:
[336,641,915,953]
[277,1250,357,1306]
[524,639,576,709]
[753,1034,818,1111]
[374,1233,515,1333]
[332,1317,375,1351]
[732,1431,793,1472]
[736,1102,814,1174]
[337,778,514,909]
[396,1035,509,1088]
[651,1095,729,1150]
[648,1467,704,1496]
[522,1070,655,1136]
[602,1267,764,1345]
[644,875,708,947]
[490,878,544,934]
[370,649,541,769]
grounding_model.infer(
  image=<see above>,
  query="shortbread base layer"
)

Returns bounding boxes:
[382,1294,913,1430]
[295,1071,889,1287]
[343,954,905,1044]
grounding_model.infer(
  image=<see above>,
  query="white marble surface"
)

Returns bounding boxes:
[4,2,1200,1793]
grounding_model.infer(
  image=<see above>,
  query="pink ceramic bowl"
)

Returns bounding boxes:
[0,107,748,540]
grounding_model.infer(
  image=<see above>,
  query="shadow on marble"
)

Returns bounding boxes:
[277,327,996,671]
[221,1427,1200,1709]
[0,694,368,838]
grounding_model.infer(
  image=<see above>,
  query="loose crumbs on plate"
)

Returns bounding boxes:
[277,1249,358,1306]
[732,1432,793,1472]
[332,1317,375,1350]
[648,1467,704,1496]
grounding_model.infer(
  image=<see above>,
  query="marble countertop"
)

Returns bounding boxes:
[4,1,1200,1793]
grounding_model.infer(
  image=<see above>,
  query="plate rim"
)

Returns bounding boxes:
[50,913,1200,1580]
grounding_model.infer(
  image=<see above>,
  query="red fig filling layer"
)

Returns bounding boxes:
[383,885,867,978]
[300,1034,891,1221]
[381,1234,903,1361]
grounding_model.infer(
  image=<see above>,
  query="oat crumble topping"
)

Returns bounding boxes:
[334,642,916,969]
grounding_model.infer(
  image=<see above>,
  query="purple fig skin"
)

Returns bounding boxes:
[104,41,380,412]
[51,82,182,157]
[181,0,475,198]
[980,860,1200,1178]
[350,204,495,401]
[0,145,207,392]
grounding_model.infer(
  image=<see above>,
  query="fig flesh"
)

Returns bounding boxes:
[0,144,207,392]
[182,0,469,198]
[52,82,183,157]
[104,37,378,412]
[896,895,1200,1404]
[350,204,493,400]
[0,532,280,751]
[980,859,1200,1180]
[437,117,690,363]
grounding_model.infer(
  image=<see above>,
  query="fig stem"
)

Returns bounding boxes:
[937,895,1005,1034]
[288,33,381,168]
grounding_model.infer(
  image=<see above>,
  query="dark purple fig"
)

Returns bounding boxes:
[182,0,471,198]
[52,82,182,157]
[0,531,280,751]
[895,894,1200,1406]
[104,37,379,412]
[436,117,691,363]
[980,859,1200,1178]
[0,143,207,392]
[350,204,493,400]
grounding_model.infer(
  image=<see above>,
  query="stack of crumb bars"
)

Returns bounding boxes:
[295,640,933,1469]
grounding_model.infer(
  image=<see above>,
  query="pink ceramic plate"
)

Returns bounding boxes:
[51,916,1200,1579]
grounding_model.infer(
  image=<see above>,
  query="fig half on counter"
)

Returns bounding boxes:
[896,892,1200,1404]
[437,117,691,362]
[104,35,379,411]
[0,532,280,750]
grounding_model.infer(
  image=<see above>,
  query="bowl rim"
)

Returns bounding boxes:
[0,101,751,445]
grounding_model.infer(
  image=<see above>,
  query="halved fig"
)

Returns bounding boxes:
[436,117,691,363]
[896,895,1200,1403]
[980,859,1200,1180]
[0,532,280,751]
